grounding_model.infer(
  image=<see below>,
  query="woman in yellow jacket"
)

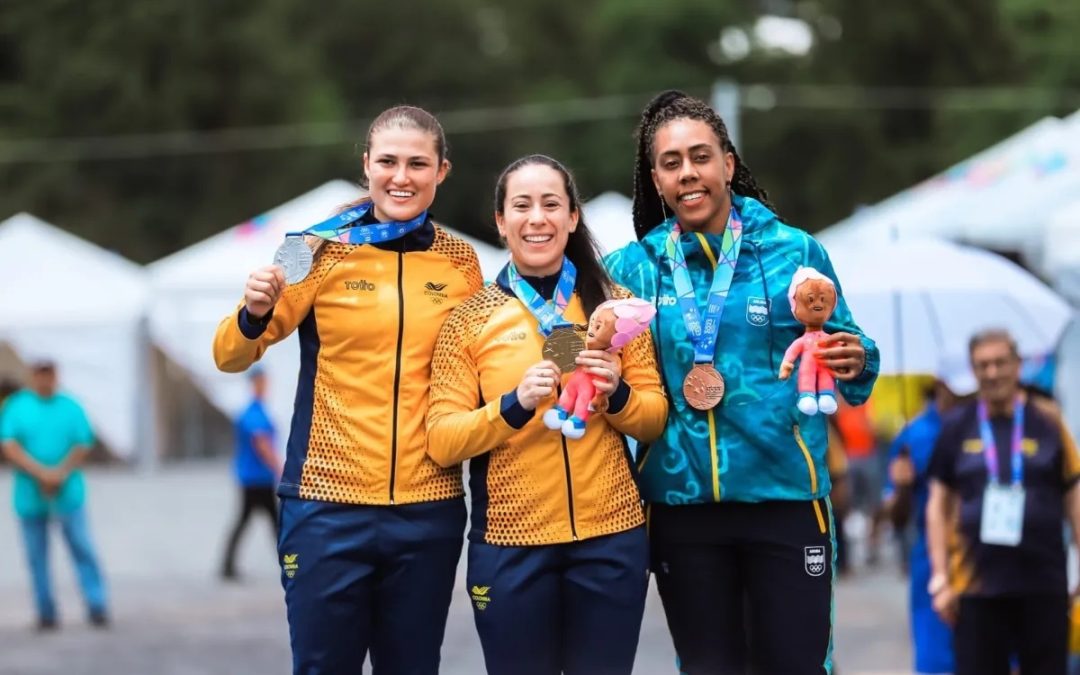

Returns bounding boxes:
[213,106,483,674]
[427,154,667,675]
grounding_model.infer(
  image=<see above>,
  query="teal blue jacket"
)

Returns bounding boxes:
[605,195,879,505]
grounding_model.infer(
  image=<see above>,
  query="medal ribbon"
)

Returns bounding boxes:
[664,207,744,364]
[506,257,577,337]
[977,396,1025,486]
[291,201,428,245]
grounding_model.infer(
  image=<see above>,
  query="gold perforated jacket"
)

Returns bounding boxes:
[213,220,483,505]
[426,268,668,546]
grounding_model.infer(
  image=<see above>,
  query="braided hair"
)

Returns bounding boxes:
[631,89,775,240]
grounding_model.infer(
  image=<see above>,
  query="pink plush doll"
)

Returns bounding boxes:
[543,298,656,439]
[779,267,839,416]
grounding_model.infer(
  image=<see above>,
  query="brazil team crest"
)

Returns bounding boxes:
[804,546,826,577]
[746,297,770,326]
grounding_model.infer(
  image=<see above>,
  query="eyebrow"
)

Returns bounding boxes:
[510,192,564,200]
[374,153,432,161]
[658,143,714,156]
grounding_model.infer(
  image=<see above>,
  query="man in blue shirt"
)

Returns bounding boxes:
[0,359,108,630]
[884,359,974,674]
[221,367,281,580]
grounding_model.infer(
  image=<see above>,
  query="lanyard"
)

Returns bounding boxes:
[506,257,577,336]
[977,396,1025,486]
[291,201,428,245]
[663,207,744,364]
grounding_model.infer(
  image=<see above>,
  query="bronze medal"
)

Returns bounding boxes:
[542,326,585,373]
[683,363,725,410]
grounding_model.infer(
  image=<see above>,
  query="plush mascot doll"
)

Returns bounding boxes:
[543,298,656,439]
[779,267,839,416]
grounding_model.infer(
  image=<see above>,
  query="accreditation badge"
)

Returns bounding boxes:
[980,483,1025,546]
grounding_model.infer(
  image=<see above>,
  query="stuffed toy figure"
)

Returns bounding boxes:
[543,298,656,439]
[779,267,839,416]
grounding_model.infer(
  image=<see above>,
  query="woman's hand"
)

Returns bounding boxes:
[516,361,562,411]
[244,265,287,320]
[576,350,622,396]
[817,332,866,381]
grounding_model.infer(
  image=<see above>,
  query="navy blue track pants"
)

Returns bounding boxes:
[278,496,466,675]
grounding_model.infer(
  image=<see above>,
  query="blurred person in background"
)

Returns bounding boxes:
[834,395,886,567]
[927,329,1080,675]
[0,359,108,630]
[220,366,282,581]
[883,360,974,675]
[213,105,483,674]
[826,418,852,576]
[606,89,879,675]
[426,154,667,675]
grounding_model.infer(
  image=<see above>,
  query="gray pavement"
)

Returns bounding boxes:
[0,463,911,674]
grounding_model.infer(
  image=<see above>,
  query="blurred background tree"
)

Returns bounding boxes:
[1,0,1077,261]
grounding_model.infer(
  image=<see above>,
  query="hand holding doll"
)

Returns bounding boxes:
[779,267,840,416]
[543,298,656,439]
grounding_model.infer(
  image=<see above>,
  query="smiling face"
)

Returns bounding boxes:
[496,163,579,277]
[651,118,735,234]
[970,338,1021,408]
[793,278,837,330]
[363,126,449,222]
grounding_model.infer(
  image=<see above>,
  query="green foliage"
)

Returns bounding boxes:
[0,0,1077,260]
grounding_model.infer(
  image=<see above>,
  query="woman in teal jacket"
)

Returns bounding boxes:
[606,90,879,674]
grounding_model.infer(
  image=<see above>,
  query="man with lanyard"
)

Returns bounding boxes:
[927,329,1080,675]
[884,358,975,674]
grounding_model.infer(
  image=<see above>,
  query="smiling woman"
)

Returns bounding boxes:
[212,105,484,674]
[426,154,668,675]
[605,89,880,675]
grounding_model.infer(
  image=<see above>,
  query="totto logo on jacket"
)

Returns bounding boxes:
[605,195,879,505]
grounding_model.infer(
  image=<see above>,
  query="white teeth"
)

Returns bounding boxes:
[524,235,553,243]
[389,190,414,198]
[680,191,706,202]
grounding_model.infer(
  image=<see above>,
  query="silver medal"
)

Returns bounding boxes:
[273,237,313,285]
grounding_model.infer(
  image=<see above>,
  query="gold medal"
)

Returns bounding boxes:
[683,364,725,410]
[542,326,585,373]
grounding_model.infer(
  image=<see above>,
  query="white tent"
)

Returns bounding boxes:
[1042,197,1080,304]
[0,213,150,460]
[148,180,506,433]
[583,192,636,255]
[818,116,1064,247]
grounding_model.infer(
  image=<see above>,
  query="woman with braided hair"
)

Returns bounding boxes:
[606,90,880,674]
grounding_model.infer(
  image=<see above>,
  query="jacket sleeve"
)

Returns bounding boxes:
[808,237,880,405]
[426,304,522,468]
[604,243,658,303]
[604,326,668,442]
[212,239,329,373]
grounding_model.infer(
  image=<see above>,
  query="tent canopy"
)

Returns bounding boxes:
[0,213,149,459]
[0,213,147,325]
[583,191,635,255]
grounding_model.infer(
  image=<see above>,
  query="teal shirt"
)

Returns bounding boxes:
[0,390,94,517]
[605,195,880,505]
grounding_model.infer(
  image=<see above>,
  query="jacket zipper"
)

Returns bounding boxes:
[556,384,579,540]
[560,433,579,541]
[389,250,404,504]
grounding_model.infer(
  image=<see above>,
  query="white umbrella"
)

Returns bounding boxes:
[825,236,1074,375]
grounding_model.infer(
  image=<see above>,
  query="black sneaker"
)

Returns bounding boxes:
[88,610,109,628]
[36,617,58,632]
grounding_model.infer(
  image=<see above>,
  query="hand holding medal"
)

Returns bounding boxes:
[244,265,287,320]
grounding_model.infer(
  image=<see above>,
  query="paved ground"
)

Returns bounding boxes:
[0,462,912,674]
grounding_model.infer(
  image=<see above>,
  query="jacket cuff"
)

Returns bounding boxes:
[499,390,534,429]
[238,307,273,340]
[605,379,631,415]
